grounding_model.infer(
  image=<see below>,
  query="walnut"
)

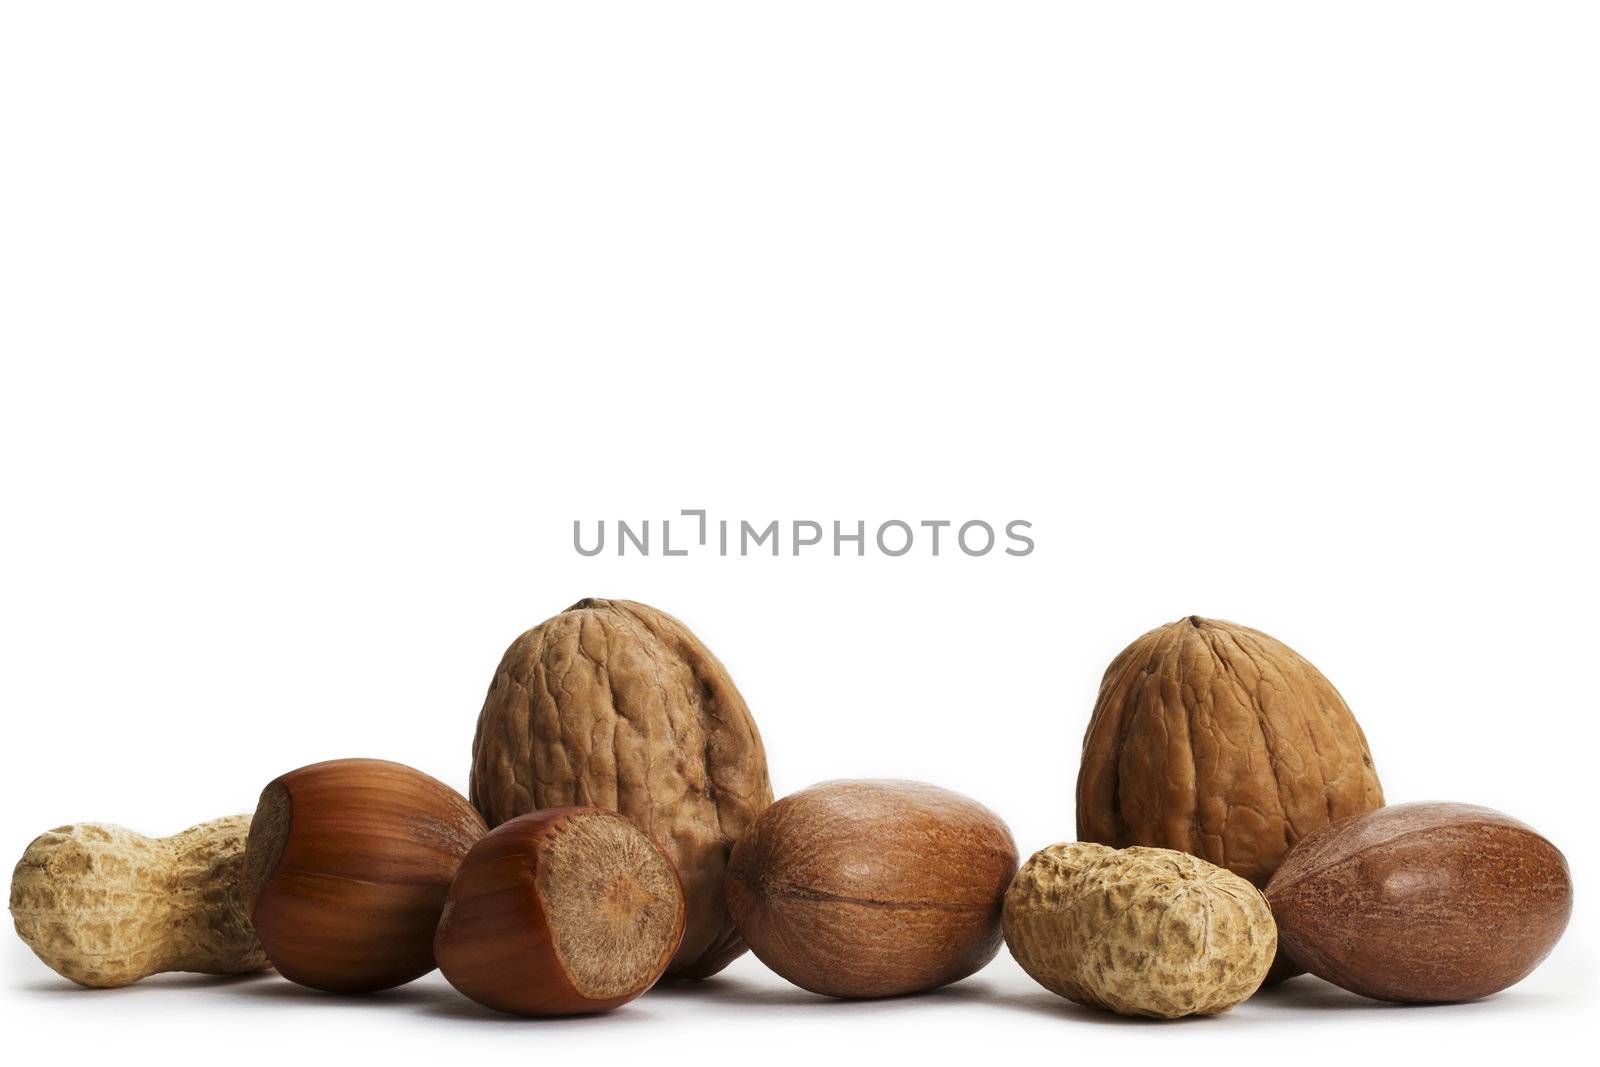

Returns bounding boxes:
[1003,843,1275,1018]
[469,598,773,979]
[1075,615,1383,979]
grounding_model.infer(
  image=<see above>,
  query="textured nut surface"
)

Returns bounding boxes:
[470,598,773,978]
[1076,616,1383,979]
[435,807,686,1016]
[1004,844,1275,1019]
[725,779,1018,999]
[1266,803,1572,1003]
[10,816,268,988]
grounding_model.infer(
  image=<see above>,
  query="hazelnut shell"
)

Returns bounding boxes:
[242,758,487,993]
[434,807,685,1015]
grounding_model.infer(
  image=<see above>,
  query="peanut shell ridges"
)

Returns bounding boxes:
[1004,844,1275,1019]
[10,817,268,988]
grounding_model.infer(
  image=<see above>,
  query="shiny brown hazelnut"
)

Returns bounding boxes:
[241,758,487,993]
[434,807,685,1016]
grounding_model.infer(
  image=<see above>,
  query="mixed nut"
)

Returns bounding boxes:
[725,779,1017,999]
[7,602,1575,1020]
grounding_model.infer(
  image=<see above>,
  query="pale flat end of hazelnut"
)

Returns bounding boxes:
[536,811,684,1002]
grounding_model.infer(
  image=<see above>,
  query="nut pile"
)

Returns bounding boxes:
[6,604,1574,1022]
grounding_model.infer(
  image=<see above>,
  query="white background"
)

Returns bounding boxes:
[2,2,1595,1064]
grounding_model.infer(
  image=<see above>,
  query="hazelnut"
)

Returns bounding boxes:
[434,808,685,1015]
[241,758,487,993]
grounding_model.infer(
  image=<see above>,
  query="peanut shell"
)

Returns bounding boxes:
[10,816,268,988]
[1004,843,1275,1019]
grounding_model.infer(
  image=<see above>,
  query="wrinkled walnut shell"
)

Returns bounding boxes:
[1076,615,1383,980]
[470,598,773,979]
